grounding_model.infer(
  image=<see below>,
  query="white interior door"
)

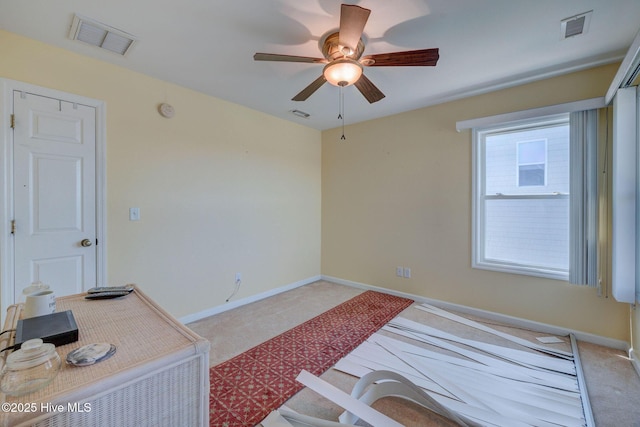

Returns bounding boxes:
[12,91,97,299]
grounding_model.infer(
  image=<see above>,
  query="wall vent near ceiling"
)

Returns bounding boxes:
[69,14,136,56]
[560,10,592,39]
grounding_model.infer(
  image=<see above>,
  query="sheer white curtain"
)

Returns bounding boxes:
[569,109,599,286]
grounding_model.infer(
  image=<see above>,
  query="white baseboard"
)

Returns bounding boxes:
[179,275,321,324]
[180,273,630,352]
[322,275,630,351]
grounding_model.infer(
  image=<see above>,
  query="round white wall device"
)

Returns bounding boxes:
[158,103,175,118]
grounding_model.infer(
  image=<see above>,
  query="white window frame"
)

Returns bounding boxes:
[472,114,570,280]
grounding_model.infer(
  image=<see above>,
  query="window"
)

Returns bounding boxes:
[474,115,570,279]
[517,140,546,186]
[461,100,602,285]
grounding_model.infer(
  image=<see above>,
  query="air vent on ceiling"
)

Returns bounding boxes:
[560,10,592,39]
[290,109,310,119]
[69,14,136,56]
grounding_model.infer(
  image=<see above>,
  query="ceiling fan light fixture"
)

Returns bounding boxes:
[323,59,363,87]
[255,4,438,104]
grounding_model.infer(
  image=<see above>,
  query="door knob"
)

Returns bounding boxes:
[80,239,93,247]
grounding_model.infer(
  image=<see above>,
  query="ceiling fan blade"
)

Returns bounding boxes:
[354,74,385,104]
[292,75,327,101]
[254,53,327,64]
[339,4,371,53]
[362,48,440,67]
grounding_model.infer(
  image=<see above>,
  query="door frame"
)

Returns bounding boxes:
[0,78,107,320]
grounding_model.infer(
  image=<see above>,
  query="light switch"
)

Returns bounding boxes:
[129,207,140,221]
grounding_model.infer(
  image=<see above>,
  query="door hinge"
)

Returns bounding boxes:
[11,220,16,234]
[10,114,15,129]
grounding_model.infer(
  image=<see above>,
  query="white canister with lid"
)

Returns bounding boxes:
[22,281,56,318]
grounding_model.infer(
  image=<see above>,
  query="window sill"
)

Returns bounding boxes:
[473,260,569,281]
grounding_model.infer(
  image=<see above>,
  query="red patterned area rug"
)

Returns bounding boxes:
[209,290,413,427]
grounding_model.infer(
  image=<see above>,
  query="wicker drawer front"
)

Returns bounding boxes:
[26,356,204,427]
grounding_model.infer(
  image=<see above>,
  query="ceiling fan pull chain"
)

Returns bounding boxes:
[337,85,343,120]
[340,86,346,140]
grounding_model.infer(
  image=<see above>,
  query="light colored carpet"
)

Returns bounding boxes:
[188,280,640,427]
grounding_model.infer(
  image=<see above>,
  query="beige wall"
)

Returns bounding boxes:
[0,30,321,318]
[322,63,630,341]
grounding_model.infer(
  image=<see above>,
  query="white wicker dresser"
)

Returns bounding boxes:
[0,288,210,427]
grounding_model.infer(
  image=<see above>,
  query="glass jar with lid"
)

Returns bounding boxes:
[0,338,61,396]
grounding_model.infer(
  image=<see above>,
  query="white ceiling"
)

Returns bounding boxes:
[1,0,639,130]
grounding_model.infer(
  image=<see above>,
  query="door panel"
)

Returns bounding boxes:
[33,154,82,231]
[33,256,83,289]
[30,110,83,144]
[13,91,96,298]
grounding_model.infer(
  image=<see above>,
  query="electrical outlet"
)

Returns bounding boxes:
[235,272,242,282]
[396,266,403,277]
[403,267,411,278]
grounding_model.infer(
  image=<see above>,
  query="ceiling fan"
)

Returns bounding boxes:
[254,4,440,104]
